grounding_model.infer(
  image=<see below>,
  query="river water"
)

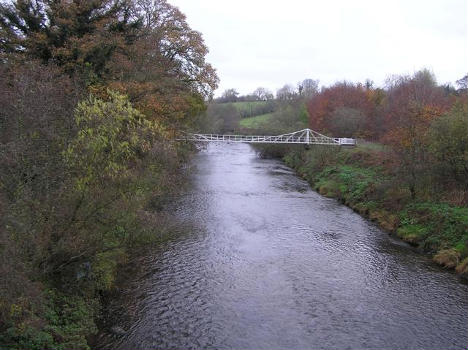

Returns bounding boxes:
[102,143,468,350]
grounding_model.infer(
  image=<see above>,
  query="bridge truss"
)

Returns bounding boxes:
[183,128,356,146]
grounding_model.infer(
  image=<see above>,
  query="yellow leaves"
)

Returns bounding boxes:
[92,249,127,291]
[87,84,109,100]
[383,99,449,153]
[366,88,385,107]
[9,303,22,318]
[65,90,167,192]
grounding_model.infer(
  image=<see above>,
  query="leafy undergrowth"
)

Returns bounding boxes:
[283,145,468,277]
[1,290,97,350]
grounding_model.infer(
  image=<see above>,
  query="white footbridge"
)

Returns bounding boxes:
[182,128,356,146]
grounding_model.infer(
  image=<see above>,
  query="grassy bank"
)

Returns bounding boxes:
[266,144,468,279]
[232,101,276,119]
[231,101,268,111]
[239,113,275,128]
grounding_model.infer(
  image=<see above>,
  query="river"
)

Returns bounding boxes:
[100,143,468,350]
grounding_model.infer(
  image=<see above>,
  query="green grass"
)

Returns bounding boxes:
[284,145,468,265]
[398,203,468,252]
[231,101,268,113]
[240,113,275,128]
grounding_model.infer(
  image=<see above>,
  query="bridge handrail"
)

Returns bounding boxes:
[181,129,356,146]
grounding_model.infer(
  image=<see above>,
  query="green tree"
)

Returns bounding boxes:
[383,69,449,199]
[0,0,139,75]
[65,90,158,191]
[330,107,366,137]
[429,102,468,193]
[0,1,217,348]
[202,103,239,133]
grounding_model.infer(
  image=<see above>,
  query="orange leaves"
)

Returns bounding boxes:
[307,82,375,137]
[383,127,412,149]
[420,104,445,122]
[106,79,201,133]
[383,81,449,153]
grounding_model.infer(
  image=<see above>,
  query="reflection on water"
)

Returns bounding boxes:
[99,143,468,350]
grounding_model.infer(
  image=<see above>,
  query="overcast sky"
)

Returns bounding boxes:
[169,0,467,96]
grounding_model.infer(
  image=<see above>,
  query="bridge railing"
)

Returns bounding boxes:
[181,129,356,146]
[338,138,356,146]
[185,134,342,145]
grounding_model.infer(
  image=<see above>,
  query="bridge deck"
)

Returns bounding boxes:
[183,129,356,146]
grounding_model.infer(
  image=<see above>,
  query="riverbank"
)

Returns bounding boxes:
[0,138,197,350]
[256,143,468,280]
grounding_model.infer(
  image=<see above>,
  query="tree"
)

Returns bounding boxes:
[0,60,80,199]
[298,79,319,97]
[0,2,219,347]
[428,101,468,193]
[0,0,218,116]
[307,81,374,136]
[456,74,468,91]
[132,0,219,98]
[217,88,239,103]
[204,103,239,132]
[252,87,274,101]
[382,69,450,199]
[330,107,366,137]
[365,79,374,90]
[0,0,139,75]
[98,0,219,133]
[65,90,156,189]
[264,103,308,134]
[276,84,296,100]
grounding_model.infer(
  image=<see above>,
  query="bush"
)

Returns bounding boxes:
[0,89,188,349]
[1,290,98,350]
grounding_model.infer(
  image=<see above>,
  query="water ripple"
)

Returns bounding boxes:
[98,143,468,350]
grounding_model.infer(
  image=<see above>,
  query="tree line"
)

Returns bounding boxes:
[215,79,319,103]
[219,70,467,204]
[250,71,467,273]
[0,1,217,349]
[305,70,467,202]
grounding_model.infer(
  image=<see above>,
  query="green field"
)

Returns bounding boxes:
[239,113,275,128]
[230,101,276,119]
[231,101,268,112]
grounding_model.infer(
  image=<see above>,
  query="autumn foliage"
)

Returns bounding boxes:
[308,82,374,136]
[307,70,467,201]
[0,1,217,348]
